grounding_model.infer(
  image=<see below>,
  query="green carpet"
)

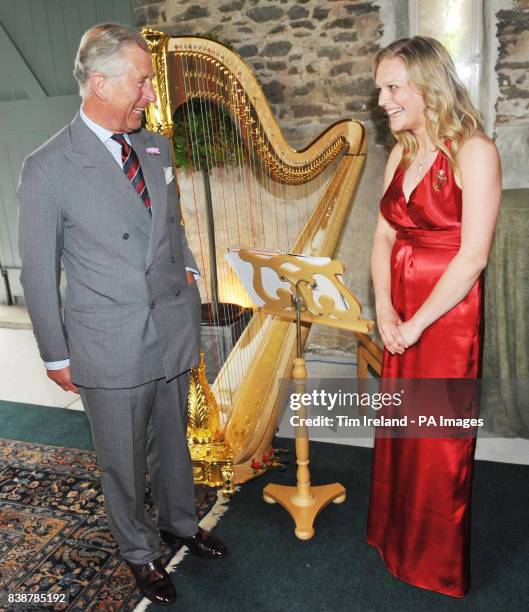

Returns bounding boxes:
[0,401,94,450]
[1,401,528,611]
[160,445,529,612]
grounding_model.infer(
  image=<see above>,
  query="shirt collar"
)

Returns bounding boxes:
[79,106,129,145]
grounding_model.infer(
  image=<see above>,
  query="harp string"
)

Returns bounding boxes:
[208,54,250,395]
[209,56,234,321]
[231,65,269,398]
[180,53,223,381]
[209,53,260,400]
[197,53,219,315]
[196,53,239,384]
[215,58,247,401]
[179,56,208,302]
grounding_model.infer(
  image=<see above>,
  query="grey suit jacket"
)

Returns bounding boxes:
[17,114,201,388]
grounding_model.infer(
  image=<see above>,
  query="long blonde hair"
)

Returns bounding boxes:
[374,36,483,171]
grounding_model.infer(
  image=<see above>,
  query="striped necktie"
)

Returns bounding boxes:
[111,134,152,214]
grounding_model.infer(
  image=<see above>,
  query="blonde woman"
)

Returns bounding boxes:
[367,37,501,596]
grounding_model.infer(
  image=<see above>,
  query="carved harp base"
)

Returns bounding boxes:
[190,449,276,494]
[262,483,346,540]
[189,442,235,495]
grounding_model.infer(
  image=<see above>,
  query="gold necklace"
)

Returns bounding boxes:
[414,149,437,184]
[415,158,425,184]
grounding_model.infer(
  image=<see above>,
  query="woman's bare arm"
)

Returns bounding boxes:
[398,134,501,345]
[371,144,408,354]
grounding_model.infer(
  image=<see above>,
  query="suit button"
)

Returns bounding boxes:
[170,216,175,223]
[175,290,180,297]
[145,269,150,276]
[170,256,175,263]
[149,302,155,309]
[123,233,130,240]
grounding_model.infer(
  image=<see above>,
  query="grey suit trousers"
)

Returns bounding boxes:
[80,372,198,564]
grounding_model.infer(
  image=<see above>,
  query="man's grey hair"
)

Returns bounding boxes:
[73,23,149,97]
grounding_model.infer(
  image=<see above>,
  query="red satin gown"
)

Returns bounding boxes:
[366,147,483,597]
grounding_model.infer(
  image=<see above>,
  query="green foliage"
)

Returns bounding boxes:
[172,99,247,171]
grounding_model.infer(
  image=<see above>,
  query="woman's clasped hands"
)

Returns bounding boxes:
[377,304,423,354]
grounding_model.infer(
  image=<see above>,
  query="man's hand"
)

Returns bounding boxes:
[46,366,79,393]
[186,270,196,285]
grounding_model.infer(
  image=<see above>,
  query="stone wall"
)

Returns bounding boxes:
[133,0,529,352]
[134,0,384,147]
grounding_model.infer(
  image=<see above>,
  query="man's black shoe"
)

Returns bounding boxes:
[126,558,176,606]
[160,527,228,559]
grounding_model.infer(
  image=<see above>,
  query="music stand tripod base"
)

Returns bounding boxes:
[263,481,346,540]
[263,355,346,541]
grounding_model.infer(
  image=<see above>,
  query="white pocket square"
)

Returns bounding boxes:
[164,166,174,185]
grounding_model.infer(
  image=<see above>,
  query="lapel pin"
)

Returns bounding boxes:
[146,147,160,156]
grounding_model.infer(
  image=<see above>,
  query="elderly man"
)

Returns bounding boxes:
[17,23,226,606]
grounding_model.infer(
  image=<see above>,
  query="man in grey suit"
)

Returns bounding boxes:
[17,23,226,606]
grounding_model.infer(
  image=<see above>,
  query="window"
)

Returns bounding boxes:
[409,0,483,106]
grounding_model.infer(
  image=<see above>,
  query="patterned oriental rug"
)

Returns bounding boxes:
[0,439,219,611]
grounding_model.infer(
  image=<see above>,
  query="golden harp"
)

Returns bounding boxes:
[142,29,369,492]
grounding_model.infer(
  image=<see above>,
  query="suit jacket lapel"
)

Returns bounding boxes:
[64,114,152,238]
[130,130,168,267]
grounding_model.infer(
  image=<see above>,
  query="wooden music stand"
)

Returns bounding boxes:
[226,248,372,539]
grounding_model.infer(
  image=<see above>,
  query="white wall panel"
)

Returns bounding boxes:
[0,0,133,302]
